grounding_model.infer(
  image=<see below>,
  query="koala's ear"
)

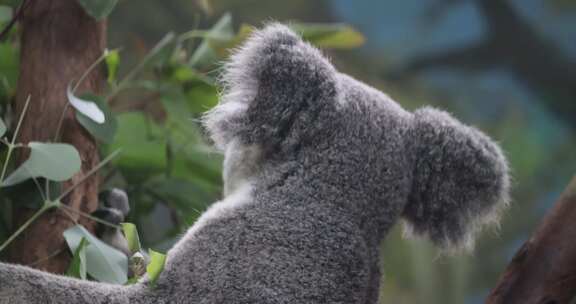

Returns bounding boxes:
[203,23,339,152]
[403,107,510,251]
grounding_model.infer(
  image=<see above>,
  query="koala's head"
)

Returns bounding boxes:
[204,24,510,251]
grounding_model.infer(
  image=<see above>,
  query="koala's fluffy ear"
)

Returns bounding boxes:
[203,23,339,153]
[403,107,510,251]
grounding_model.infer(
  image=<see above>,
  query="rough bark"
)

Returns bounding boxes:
[486,176,576,304]
[8,0,106,273]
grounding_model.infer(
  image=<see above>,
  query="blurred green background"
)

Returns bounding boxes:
[2,0,576,303]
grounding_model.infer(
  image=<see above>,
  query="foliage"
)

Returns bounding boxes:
[76,0,119,20]
[66,237,89,280]
[146,249,167,287]
[64,225,128,284]
[1,142,81,187]
[122,222,141,253]
[0,2,365,287]
[0,6,11,24]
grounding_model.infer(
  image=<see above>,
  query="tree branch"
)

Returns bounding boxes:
[487,176,576,303]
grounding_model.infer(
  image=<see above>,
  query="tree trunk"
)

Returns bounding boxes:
[486,175,576,304]
[8,0,106,273]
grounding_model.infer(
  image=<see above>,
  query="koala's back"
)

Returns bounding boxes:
[151,179,380,304]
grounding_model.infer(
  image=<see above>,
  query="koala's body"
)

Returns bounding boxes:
[0,24,509,304]
[93,188,132,257]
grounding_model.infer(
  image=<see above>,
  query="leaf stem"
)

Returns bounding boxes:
[73,51,109,93]
[52,103,69,142]
[54,50,109,142]
[0,95,30,183]
[59,204,119,229]
[0,201,57,252]
[57,149,121,201]
[107,33,176,100]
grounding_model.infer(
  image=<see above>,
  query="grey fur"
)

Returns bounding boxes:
[0,23,509,304]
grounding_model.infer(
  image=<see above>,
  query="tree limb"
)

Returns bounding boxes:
[486,176,576,304]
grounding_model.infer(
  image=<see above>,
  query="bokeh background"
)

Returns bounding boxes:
[2,0,576,303]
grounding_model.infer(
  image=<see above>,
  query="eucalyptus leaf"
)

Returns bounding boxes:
[75,94,117,143]
[67,86,105,124]
[105,49,120,85]
[141,32,177,69]
[166,67,218,113]
[76,0,118,20]
[121,223,141,254]
[0,43,19,94]
[145,177,210,216]
[189,13,234,69]
[209,24,254,59]
[0,6,12,23]
[155,35,179,66]
[2,142,81,187]
[64,225,128,284]
[1,179,61,209]
[290,23,365,49]
[66,237,89,280]
[108,112,166,182]
[185,79,218,113]
[146,249,167,286]
[0,117,5,137]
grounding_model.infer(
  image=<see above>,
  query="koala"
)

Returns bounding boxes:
[92,188,132,256]
[0,23,509,304]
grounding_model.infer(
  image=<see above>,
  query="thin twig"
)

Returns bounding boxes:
[58,205,79,225]
[0,95,30,182]
[28,175,46,203]
[26,249,64,267]
[57,149,121,202]
[107,33,176,100]
[59,203,119,229]
[54,51,109,142]
[0,202,56,252]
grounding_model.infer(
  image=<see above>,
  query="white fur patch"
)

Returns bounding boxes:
[223,140,261,196]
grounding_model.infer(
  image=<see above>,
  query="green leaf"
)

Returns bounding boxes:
[166,67,218,113]
[2,142,81,187]
[145,177,210,216]
[105,49,120,85]
[67,86,105,124]
[1,179,61,209]
[76,0,118,20]
[194,0,213,15]
[66,237,89,280]
[63,225,128,284]
[290,23,365,49]
[146,249,167,286]
[0,117,5,137]
[121,223,141,254]
[0,6,12,23]
[0,43,19,96]
[185,79,218,113]
[189,13,234,69]
[75,94,117,143]
[107,112,166,182]
[142,32,178,69]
